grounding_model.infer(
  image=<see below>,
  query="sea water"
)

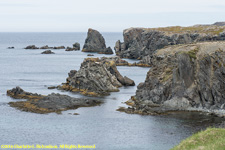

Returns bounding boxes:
[0,32,223,150]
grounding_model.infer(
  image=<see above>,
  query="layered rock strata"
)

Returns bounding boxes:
[121,41,225,117]
[59,58,135,96]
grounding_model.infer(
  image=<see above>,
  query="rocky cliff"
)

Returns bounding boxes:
[115,24,225,65]
[59,57,135,96]
[122,41,225,117]
[82,28,113,54]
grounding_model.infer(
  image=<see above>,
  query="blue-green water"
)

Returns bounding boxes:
[0,33,223,150]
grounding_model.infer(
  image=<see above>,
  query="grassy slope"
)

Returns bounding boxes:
[171,128,225,150]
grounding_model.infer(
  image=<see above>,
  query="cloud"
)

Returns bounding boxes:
[0,0,225,31]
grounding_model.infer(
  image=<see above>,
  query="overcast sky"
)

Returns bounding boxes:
[1,0,225,32]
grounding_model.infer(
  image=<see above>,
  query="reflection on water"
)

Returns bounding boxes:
[0,33,224,150]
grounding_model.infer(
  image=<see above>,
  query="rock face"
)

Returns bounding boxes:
[82,28,113,54]
[60,57,135,96]
[115,24,225,65]
[7,87,101,114]
[123,42,225,116]
[41,50,55,54]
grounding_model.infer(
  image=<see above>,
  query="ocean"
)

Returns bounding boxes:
[0,32,223,150]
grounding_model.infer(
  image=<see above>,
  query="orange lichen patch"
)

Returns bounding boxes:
[9,101,56,114]
[134,63,151,67]
[81,90,99,97]
[59,84,101,97]
[7,90,43,100]
[84,57,100,62]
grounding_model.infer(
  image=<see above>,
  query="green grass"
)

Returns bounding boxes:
[171,128,225,150]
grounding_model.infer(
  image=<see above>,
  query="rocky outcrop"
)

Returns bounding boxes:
[59,57,135,96]
[41,50,55,54]
[73,42,80,50]
[66,43,80,51]
[82,28,113,54]
[115,24,225,65]
[213,22,225,26]
[7,87,101,114]
[25,45,39,49]
[122,41,225,117]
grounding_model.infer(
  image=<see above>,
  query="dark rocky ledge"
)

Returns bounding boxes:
[7,87,102,114]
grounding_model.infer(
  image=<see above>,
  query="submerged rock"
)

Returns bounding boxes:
[25,45,39,49]
[59,57,135,96]
[7,87,101,114]
[41,50,55,54]
[82,28,113,54]
[122,41,225,117]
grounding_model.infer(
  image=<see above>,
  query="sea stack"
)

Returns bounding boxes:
[82,28,113,54]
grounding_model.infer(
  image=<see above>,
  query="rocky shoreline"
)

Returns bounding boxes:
[7,87,101,114]
[115,23,225,66]
[119,41,225,117]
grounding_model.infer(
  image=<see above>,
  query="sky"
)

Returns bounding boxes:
[1,0,225,32]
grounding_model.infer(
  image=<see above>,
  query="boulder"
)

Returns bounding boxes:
[53,46,65,49]
[7,87,101,114]
[73,42,80,50]
[87,54,94,56]
[98,47,113,54]
[25,45,39,49]
[41,50,55,54]
[40,45,53,49]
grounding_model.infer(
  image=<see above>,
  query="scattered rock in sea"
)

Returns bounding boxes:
[53,46,65,49]
[41,50,55,54]
[73,42,80,50]
[121,41,225,117]
[7,47,14,49]
[25,45,39,49]
[59,57,135,96]
[82,28,113,54]
[47,86,58,89]
[40,45,53,49]
[7,86,102,114]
